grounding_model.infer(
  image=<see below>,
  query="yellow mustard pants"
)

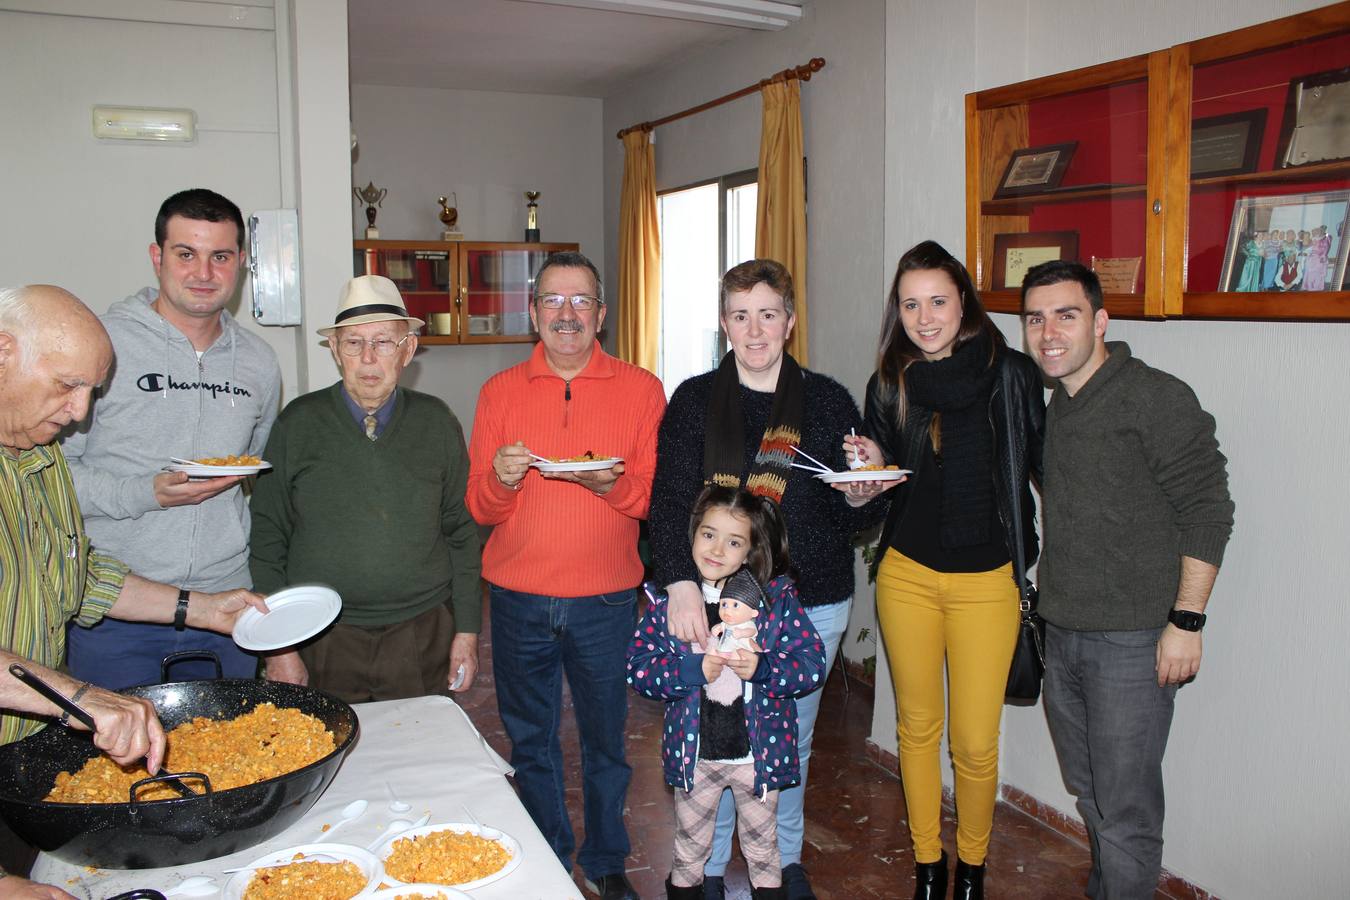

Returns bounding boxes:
[876,549,1019,865]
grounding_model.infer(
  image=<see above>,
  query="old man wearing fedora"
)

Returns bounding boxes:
[249,275,482,702]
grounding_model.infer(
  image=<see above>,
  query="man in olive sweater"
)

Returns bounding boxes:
[1022,261,1233,900]
[249,276,481,702]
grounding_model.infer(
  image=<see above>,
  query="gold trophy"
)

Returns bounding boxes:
[524,191,541,242]
[353,182,387,239]
[437,194,463,241]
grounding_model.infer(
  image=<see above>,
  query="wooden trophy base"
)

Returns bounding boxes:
[364,226,380,239]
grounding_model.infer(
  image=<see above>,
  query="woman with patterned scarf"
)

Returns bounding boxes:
[649,259,891,900]
[845,241,1044,900]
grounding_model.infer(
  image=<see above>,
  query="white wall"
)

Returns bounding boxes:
[0,2,303,403]
[350,83,605,425]
[602,0,888,666]
[878,0,1348,896]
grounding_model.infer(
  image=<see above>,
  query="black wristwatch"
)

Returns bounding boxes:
[1167,608,1206,632]
[173,588,191,631]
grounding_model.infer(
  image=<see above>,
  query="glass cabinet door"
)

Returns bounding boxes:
[354,244,455,337]
[969,53,1161,316]
[457,246,551,340]
[1178,23,1350,317]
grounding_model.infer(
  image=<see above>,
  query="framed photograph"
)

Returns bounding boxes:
[993,142,1077,199]
[1275,66,1350,168]
[1091,256,1142,294]
[1190,109,1266,178]
[992,231,1080,290]
[383,253,417,289]
[1219,190,1350,293]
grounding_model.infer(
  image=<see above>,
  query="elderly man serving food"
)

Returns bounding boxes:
[249,275,481,703]
[0,284,267,896]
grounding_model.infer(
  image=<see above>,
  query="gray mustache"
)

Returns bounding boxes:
[550,322,584,333]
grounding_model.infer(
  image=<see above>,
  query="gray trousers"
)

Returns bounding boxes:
[1043,623,1177,900]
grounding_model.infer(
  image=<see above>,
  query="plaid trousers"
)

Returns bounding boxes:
[671,759,781,888]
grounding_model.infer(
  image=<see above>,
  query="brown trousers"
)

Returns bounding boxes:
[299,603,453,703]
[671,760,781,889]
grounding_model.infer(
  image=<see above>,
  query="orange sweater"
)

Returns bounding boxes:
[467,341,666,596]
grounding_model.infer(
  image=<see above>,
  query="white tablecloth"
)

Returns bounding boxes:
[32,695,582,900]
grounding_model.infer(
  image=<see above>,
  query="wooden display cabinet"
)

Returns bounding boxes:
[353,240,580,343]
[967,2,1350,320]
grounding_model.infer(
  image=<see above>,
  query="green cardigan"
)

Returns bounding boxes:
[249,384,482,631]
[1039,342,1233,631]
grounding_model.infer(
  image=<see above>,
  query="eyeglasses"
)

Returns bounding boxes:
[536,293,603,310]
[336,334,413,357]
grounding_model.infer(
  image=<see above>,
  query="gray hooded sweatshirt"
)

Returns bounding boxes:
[62,288,282,591]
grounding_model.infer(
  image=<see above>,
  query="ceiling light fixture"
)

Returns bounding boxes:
[92,106,196,142]
[514,0,803,31]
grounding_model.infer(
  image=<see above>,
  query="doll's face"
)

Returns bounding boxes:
[719,597,759,626]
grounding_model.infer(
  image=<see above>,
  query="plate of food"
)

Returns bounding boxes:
[232,584,342,652]
[222,842,382,900]
[815,466,911,484]
[366,884,472,900]
[530,452,621,473]
[375,822,522,892]
[166,454,272,477]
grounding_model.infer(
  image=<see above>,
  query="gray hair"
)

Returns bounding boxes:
[532,251,604,304]
[0,286,39,371]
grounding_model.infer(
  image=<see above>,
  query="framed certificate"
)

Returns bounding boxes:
[992,231,1080,290]
[1191,109,1266,178]
[992,143,1077,199]
[1276,66,1350,168]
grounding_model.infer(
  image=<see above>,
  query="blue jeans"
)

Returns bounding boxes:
[1043,623,1177,900]
[489,585,636,880]
[67,618,258,690]
[704,597,851,875]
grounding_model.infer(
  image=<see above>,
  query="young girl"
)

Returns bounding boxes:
[627,485,824,900]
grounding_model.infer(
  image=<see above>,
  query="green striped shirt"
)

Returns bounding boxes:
[0,443,128,745]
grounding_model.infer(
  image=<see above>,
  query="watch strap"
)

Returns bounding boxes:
[57,682,91,728]
[173,588,191,631]
[1167,608,1206,631]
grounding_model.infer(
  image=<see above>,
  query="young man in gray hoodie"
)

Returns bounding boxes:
[62,189,284,689]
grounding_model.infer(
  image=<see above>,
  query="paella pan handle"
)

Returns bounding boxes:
[130,771,213,805]
[7,664,200,799]
[159,649,223,683]
[7,664,96,730]
[105,891,168,900]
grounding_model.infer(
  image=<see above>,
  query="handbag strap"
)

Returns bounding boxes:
[1000,357,1031,611]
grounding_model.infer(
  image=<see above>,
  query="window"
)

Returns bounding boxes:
[656,170,757,394]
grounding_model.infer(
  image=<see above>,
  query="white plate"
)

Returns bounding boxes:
[815,468,911,484]
[367,885,472,900]
[222,842,382,900]
[232,584,342,652]
[376,822,523,891]
[165,461,272,477]
[530,457,621,473]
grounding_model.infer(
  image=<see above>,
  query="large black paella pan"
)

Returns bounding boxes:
[0,678,358,869]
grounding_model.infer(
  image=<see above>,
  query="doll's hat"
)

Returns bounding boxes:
[719,568,765,611]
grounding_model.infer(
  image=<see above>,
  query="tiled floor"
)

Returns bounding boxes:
[456,611,1114,900]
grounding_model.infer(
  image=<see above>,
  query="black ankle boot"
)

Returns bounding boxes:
[953,858,985,900]
[666,874,703,900]
[750,885,787,900]
[912,850,948,900]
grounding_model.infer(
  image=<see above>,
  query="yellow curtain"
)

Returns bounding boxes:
[617,129,661,373]
[755,78,808,366]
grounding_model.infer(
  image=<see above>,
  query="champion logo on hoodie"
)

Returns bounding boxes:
[136,372,253,400]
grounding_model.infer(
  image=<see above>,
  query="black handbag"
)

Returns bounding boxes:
[1001,358,1046,703]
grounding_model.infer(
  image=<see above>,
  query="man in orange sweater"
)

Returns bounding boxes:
[467,251,665,900]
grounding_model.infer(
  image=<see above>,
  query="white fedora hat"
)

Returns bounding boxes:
[317,274,425,337]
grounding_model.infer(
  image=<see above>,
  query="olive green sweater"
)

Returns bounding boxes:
[249,384,482,630]
[1039,343,1234,631]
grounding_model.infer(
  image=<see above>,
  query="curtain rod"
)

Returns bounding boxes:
[616,57,825,140]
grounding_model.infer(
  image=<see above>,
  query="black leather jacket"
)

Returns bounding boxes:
[863,347,1045,580]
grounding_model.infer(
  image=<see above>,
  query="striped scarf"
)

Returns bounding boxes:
[703,351,804,504]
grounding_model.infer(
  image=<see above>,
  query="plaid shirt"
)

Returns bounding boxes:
[0,443,127,744]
